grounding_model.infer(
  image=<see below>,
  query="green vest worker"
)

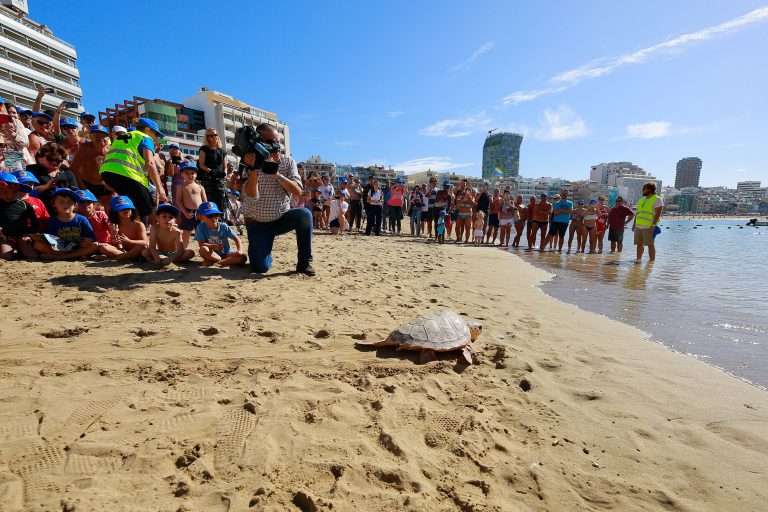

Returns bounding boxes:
[631,181,663,261]
[100,118,166,219]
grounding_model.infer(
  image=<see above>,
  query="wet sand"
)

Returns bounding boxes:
[0,233,766,511]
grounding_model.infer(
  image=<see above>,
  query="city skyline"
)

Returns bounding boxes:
[28,0,768,187]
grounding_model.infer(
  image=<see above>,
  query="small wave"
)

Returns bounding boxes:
[710,323,768,334]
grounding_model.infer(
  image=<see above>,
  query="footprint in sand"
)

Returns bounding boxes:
[214,408,256,473]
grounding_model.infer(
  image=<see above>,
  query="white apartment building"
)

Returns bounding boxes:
[0,1,82,116]
[183,88,290,164]
[590,162,644,185]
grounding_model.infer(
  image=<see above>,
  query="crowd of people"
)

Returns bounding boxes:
[0,86,664,271]
[0,89,315,275]
[296,173,662,260]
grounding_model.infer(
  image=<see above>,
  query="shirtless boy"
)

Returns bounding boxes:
[69,125,113,210]
[142,204,194,267]
[175,161,207,247]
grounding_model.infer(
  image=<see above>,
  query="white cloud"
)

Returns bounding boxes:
[394,156,475,174]
[503,6,768,106]
[419,111,492,137]
[534,106,588,141]
[624,121,672,139]
[450,41,495,72]
[387,111,405,118]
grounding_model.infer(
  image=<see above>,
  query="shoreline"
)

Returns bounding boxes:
[513,246,768,393]
[1,234,767,510]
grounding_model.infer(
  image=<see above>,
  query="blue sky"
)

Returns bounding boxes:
[35,0,768,187]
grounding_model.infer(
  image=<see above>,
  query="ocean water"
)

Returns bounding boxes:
[513,219,768,389]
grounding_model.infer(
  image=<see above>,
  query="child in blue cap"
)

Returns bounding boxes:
[31,188,99,260]
[436,209,448,244]
[195,201,246,266]
[143,203,195,267]
[13,170,50,230]
[74,189,110,245]
[0,172,38,260]
[97,196,148,260]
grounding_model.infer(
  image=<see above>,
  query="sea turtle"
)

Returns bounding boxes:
[356,311,482,364]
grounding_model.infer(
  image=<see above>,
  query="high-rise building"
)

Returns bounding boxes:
[183,88,290,162]
[98,96,207,157]
[482,131,523,182]
[0,0,83,117]
[675,157,702,189]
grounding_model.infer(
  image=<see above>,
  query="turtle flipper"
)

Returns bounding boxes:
[420,349,437,364]
[355,339,390,347]
[461,344,474,365]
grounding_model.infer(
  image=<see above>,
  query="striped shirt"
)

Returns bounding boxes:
[240,155,301,223]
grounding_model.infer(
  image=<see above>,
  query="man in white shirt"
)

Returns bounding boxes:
[318,175,334,227]
[328,192,348,235]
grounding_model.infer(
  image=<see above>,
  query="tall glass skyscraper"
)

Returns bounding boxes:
[675,157,702,189]
[482,132,523,182]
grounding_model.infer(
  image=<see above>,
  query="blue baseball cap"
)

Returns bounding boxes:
[50,188,81,203]
[577,199,585,204]
[110,195,135,212]
[74,189,97,202]
[18,108,32,116]
[231,190,240,197]
[79,112,95,121]
[60,117,79,129]
[589,199,597,204]
[156,203,180,217]
[168,143,180,149]
[179,160,197,172]
[396,177,403,183]
[137,118,164,137]
[31,112,53,121]
[438,209,448,216]
[12,170,39,185]
[0,97,4,104]
[0,171,19,185]
[443,180,451,186]
[198,201,222,216]
[90,125,109,136]
[1,171,33,193]
[540,192,548,197]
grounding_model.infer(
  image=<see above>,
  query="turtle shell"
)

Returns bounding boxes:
[388,311,471,351]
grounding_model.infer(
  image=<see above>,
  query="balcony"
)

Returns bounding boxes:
[0,8,75,50]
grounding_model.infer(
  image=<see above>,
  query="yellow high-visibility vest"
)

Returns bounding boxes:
[635,194,660,227]
[99,131,148,187]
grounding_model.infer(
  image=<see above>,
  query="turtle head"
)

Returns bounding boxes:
[468,321,483,341]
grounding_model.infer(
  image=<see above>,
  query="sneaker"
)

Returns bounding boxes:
[296,262,316,276]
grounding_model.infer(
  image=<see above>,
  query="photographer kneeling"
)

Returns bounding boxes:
[240,124,314,276]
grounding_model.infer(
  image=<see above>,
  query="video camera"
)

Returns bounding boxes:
[232,125,281,174]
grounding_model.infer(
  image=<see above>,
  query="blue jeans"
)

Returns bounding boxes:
[245,208,313,273]
[410,209,421,236]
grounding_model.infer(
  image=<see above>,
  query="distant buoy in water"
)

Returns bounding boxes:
[693,227,698,229]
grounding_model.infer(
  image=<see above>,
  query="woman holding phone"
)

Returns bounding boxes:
[0,101,29,170]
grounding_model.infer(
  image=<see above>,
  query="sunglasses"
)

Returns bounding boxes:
[35,121,52,126]
[46,156,64,164]
[208,133,219,138]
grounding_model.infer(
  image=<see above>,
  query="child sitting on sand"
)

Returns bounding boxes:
[75,190,111,245]
[13,170,49,230]
[143,203,195,266]
[0,171,38,260]
[98,196,148,260]
[175,161,206,248]
[473,211,485,246]
[195,201,247,266]
[31,188,99,260]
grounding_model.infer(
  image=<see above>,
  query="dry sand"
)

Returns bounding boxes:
[0,233,766,511]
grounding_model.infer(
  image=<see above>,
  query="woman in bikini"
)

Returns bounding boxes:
[583,199,599,253]
[525,195,537,249]
[455,187,476,244]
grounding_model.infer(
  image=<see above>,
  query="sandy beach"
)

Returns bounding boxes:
[0,234,766,511]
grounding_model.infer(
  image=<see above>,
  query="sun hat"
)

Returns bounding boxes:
[50,188,81,203]
[156,203,180,217]
[136,118,164,137]
[74,189,97,202]
[110,195,135,212]
[90,125,109,136]
[198,201,222,216]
